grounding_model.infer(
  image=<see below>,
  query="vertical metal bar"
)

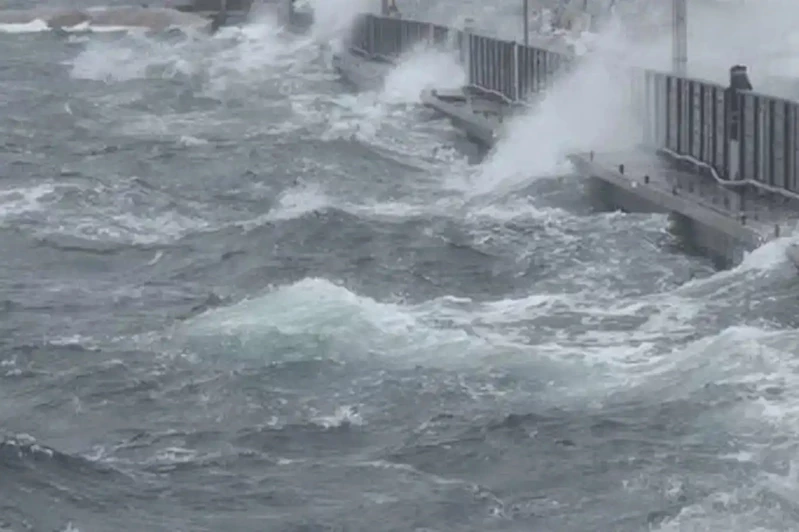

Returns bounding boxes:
[672,0,687,74]
[523,0,529,47]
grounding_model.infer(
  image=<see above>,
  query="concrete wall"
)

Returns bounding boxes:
[586,176,748,266]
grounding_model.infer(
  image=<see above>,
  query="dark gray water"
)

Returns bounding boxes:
[2,6,799,532]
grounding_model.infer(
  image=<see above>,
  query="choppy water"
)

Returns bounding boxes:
[3,2,799,532]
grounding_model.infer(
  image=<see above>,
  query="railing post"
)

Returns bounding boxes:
[671,0,687,75]
[522,0,529,47]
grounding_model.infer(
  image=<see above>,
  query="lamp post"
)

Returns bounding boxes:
[522,0,529,46]
[672,0,687,74]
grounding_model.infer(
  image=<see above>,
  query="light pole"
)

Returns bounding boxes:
[523,0,529,46]
[672,0,687,74]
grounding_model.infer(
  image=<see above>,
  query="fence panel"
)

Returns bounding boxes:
[700,81,714,165]
[772,99,787,190]
[515,45,548,99]
[348,14,370,54]
[713,86,727,176]
[487,37,496,94]
[500,39,515,101]
[646,71,668,148]
[468,34,481,89]
[534,49,545,92]
[789,103,799,193]
[467,35,517,101]
[658,73,670,148]
[679,78,691,154]
[757,96,772,187]
[666,76,679,151]
[516,45,528,97]
[740,92,757,182]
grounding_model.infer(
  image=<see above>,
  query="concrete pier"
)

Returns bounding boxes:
[333,13,799,269]
[421,93,799,266]
[418,87,796,266]
[568,151,793,266]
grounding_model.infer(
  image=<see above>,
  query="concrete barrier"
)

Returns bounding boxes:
[333,13,799,269]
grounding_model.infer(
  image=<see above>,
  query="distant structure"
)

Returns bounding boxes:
[173,0,313,32]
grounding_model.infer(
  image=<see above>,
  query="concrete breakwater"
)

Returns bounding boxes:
[334,11,799,269]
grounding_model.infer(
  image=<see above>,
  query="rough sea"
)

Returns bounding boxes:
[3,1,799,531]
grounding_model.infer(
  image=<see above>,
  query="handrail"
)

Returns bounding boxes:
[661,148,799,203]
[465,85,515,105]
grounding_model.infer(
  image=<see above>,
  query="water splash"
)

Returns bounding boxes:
[380,46,465,105]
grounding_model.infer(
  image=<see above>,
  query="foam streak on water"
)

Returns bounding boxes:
[1,2,799,532]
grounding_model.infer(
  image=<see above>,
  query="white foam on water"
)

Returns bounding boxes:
[380,46,466,105]
[66,15,302,89]
[0,19,49,34]
[463,34,642,198]
[261,181,333,223]
[671,236,799,302]
[299,46,471,191]
[0,19,149,34]
[0,183,63,221]
[68,32,203,83]
[174,249,781,379]
[312,405,364,428]
[177,277,507,366]
[256,178,433,224]
[736,235,798,272]
[628,324,799,531]
[0,178,214,245]
[321,46,464,138]
[203,19,307,94]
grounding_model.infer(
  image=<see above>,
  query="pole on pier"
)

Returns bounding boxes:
[522,0,529,47]
[672,0,687,74]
